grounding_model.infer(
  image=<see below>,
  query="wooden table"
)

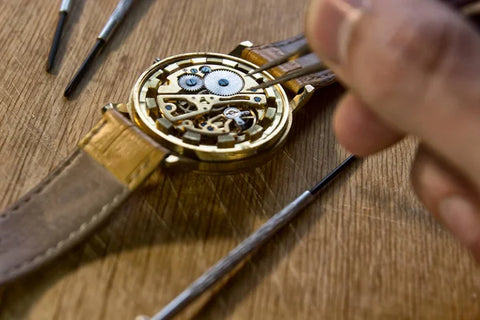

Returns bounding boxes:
[0,0,479,319]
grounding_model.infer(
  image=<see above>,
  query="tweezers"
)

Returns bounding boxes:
[249,0,480,91]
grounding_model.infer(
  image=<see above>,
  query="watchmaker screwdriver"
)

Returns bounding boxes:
[64,0,136,98]
[137,155,357,320]
[46,0,73,73]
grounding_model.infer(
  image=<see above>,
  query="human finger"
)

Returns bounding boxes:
[411,146,480,261]
[306,0,480,190]
[333,92,403,156]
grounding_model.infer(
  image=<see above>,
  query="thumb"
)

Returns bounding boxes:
[306,0,480,190]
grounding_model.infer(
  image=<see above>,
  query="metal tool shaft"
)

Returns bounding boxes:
[98,0,135,41]
[46,0,73,73]
[248,62,326,91]
[247,42,311,76]
[150,192,314,320]
[145,155,357,320]
[247,1,479,91]
[59,0,73,12]
[63,0,136,97]
[64,39,105,97]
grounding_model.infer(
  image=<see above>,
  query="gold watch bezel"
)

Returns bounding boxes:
[127,52,292,171]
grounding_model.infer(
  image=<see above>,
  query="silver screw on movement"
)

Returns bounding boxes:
[218,79,229,87]
[186,78,198,86]
[200,66,211,73]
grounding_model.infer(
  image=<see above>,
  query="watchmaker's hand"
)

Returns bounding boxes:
[306,0,480,260]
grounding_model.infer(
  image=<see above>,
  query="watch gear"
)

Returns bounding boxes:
[178,74,203,91]
[130,52,290,163]
[204,69,244,96]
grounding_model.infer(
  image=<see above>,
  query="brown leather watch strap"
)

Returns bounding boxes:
[241,34,336,94]
[0,109,168,285]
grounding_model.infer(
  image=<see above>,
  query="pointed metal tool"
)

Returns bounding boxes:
[246,0,479,92]
[138,155,357,320]
[46,0,72,73]
[248,62,327,91]
[246,41,311,76]
[64,0,136,98]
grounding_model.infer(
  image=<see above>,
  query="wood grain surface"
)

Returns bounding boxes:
[0,0,479,319]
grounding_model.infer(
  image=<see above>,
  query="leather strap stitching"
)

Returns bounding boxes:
[2,190,129,277]
[0,118,133,277]
[1,120,107,221]
[126,150,156,188]
[1,151,80,219]
[79,118,108,148]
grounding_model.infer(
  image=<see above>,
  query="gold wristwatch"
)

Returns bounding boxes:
[0,34,335,284]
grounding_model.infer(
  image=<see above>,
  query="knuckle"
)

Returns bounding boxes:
[363,16,467,104]
[382,13,474,84]
[388,19,455,74]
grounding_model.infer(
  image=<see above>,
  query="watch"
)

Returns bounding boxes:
[0,34,335,285]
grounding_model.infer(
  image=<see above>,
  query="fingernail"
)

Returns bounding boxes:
[307,0,368,65]
[438,196,480,248]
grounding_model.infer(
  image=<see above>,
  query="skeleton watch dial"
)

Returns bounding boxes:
[129,52,291,164]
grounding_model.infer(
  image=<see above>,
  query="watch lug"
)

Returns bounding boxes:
[102,103,129,115]
[229,40,253,57]
[290,85,315,113]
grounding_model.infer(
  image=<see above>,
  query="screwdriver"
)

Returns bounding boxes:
[46,0,73,73]
[64,0,136,98]
[138,155,358,320]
